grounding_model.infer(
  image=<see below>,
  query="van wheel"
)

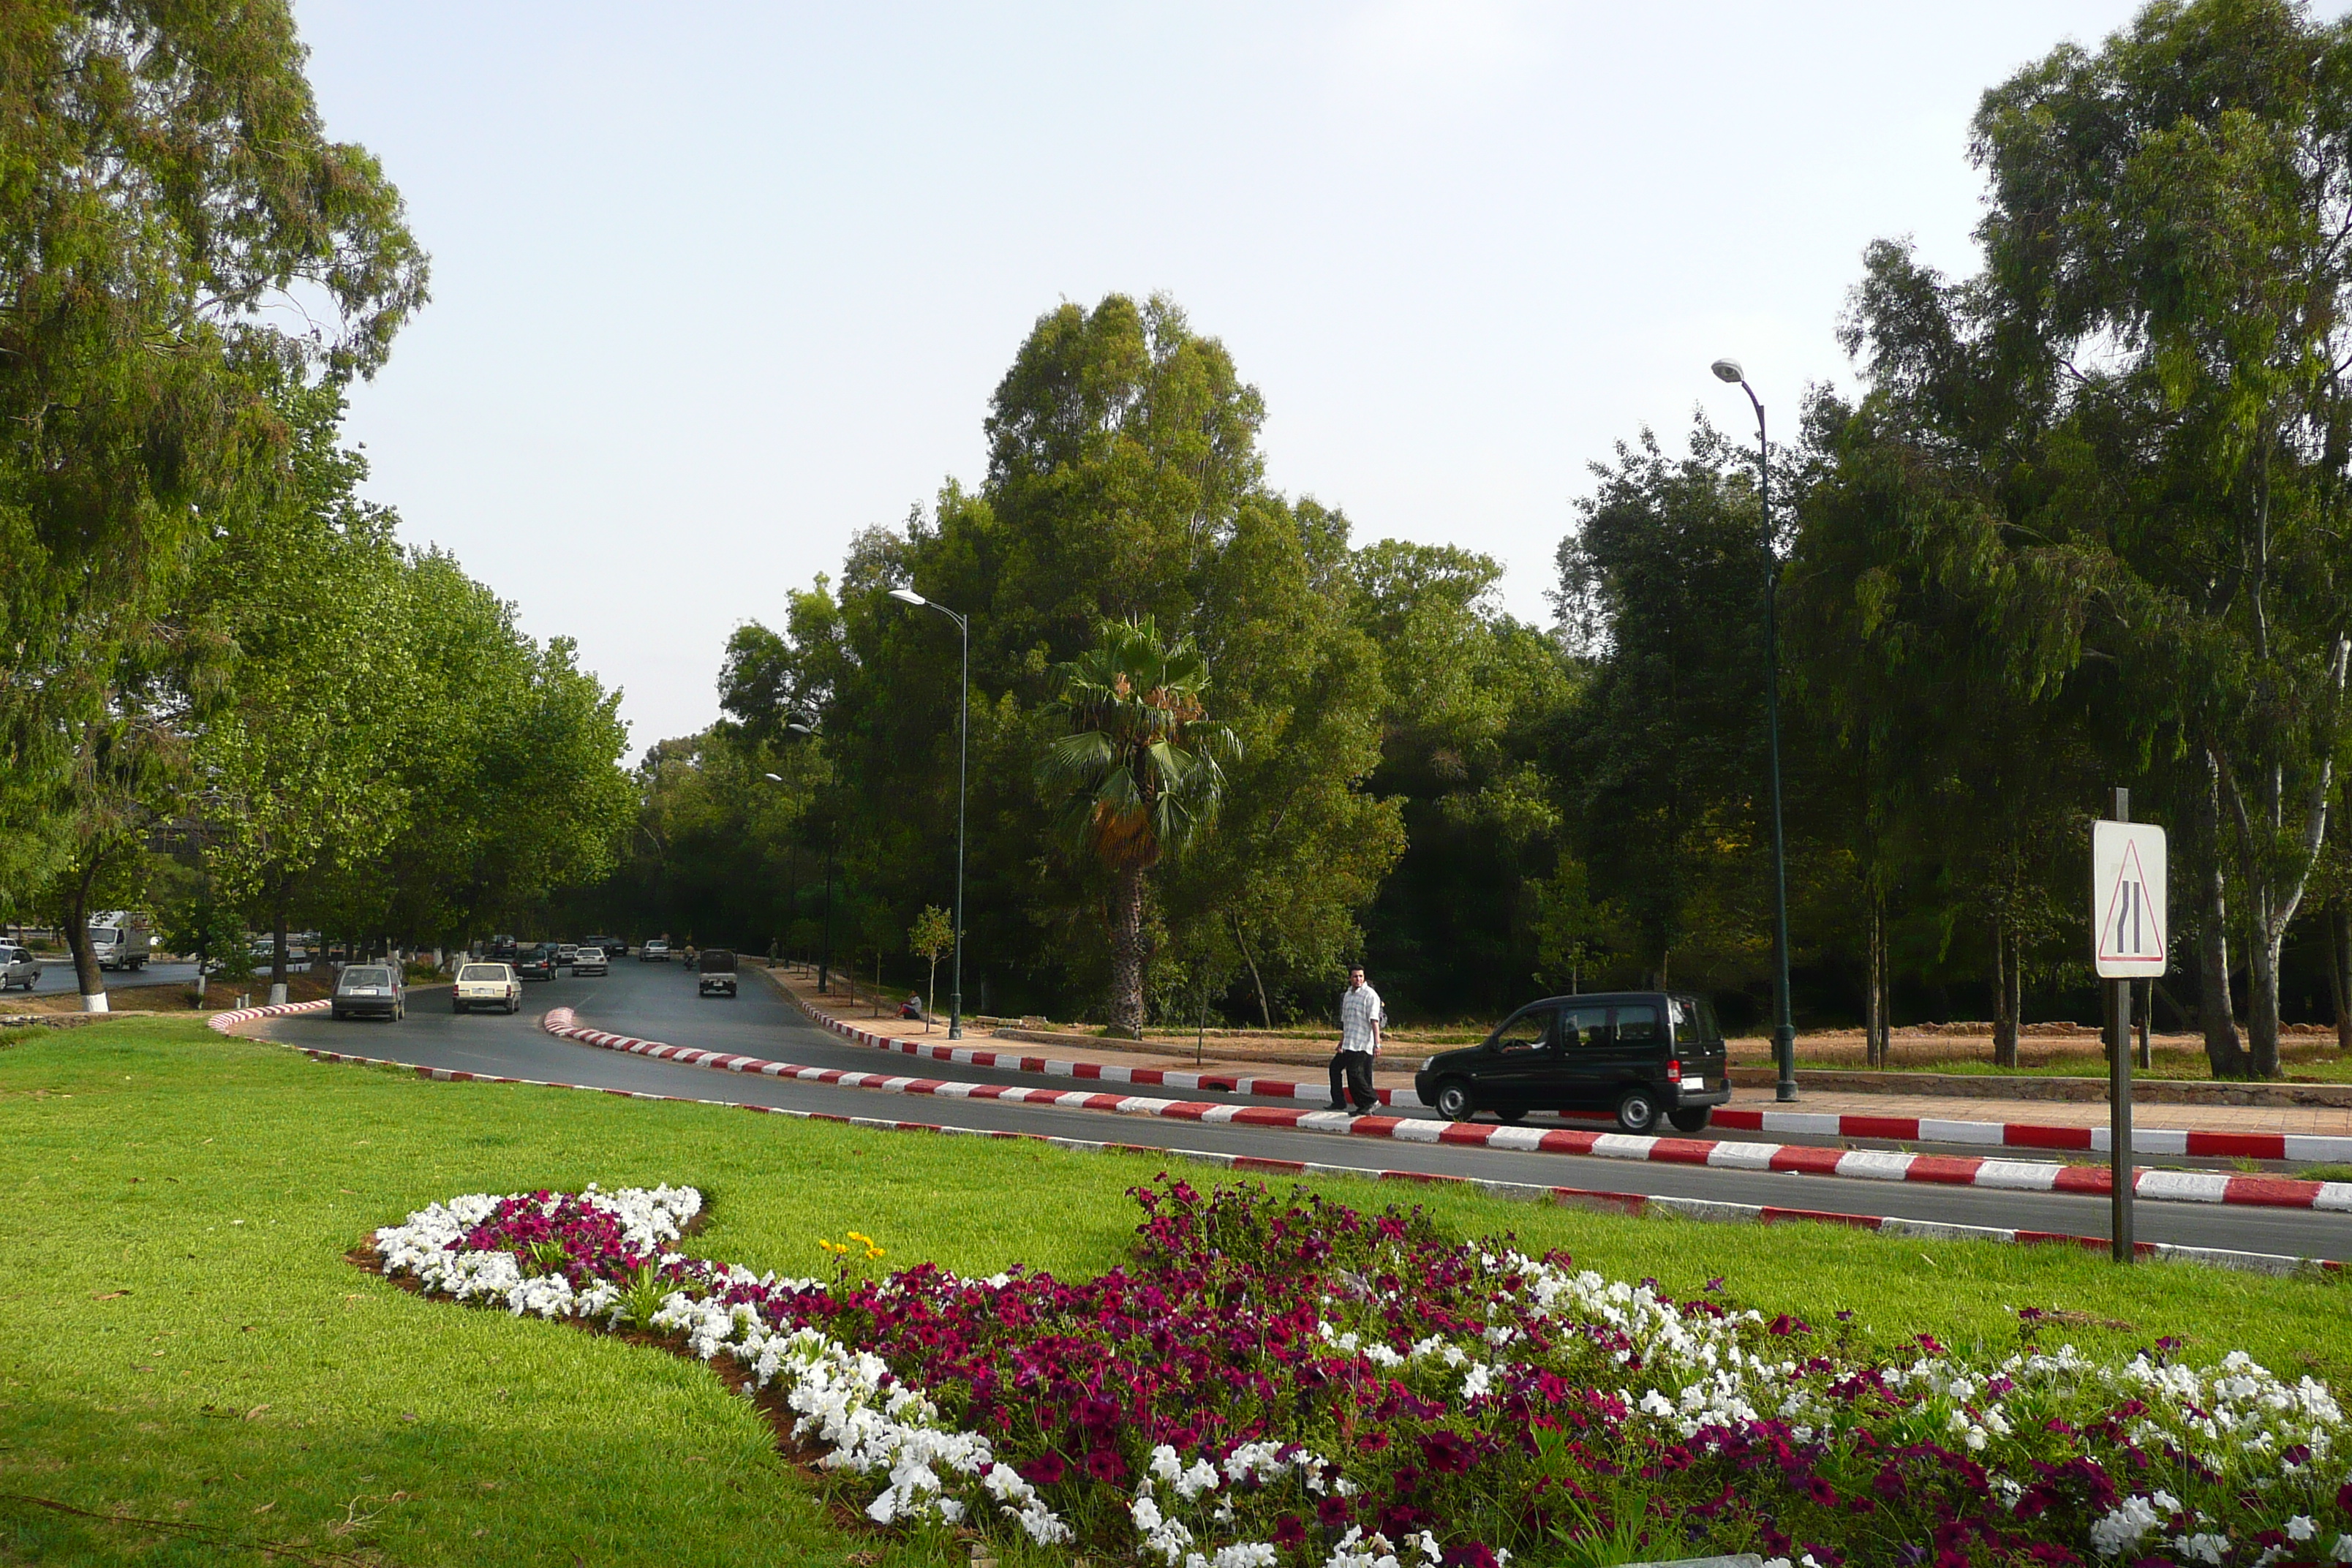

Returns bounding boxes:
[1494,1105,1528,1125]
[451,998,464,1014]
[1614,1088,1660,1134]
[1433,1080,1475,1122]
[1667,1107,1712,1134]
[508,998,520,1014]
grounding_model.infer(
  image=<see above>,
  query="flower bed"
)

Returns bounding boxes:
[372,1180,2352,1567]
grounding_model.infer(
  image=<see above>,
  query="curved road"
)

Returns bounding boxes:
[255,960,2352,1262]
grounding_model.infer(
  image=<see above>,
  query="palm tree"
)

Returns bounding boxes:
[1036,617,1240,1037]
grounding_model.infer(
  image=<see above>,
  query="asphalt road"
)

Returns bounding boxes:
[255,960,2352,1261]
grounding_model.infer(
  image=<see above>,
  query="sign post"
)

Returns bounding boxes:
[2092,793,2166,1264]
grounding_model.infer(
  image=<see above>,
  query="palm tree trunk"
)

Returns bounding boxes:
[1109,862,1148,1039]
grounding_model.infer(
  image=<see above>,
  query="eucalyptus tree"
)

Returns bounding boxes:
[1844,0,2352,1075]
[0,0,426,985]
[1036,617,1239,1036]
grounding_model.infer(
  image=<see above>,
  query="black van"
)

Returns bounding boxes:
[1411,992,1730,1133]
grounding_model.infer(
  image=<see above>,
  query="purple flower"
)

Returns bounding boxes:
[1272,1515,1308,1549]
[1018,1451,1067,1487]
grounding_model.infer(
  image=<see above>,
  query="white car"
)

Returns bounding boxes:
[451,962,521,1014]
[571,946,608,976]
[0,946,39,992]
[555,943,578,966]
[640,940,670,962]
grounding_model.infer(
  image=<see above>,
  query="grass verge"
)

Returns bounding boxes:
[4,1015,2347,1566]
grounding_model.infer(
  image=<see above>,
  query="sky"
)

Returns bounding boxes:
[293,0,2153,751]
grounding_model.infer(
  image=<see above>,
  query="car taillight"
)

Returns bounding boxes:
[1667,1059,1681,1082]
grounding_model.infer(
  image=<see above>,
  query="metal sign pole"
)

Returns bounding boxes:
[2108,787,2134,1264]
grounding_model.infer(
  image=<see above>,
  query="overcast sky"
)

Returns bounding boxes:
[295,0,2151,751]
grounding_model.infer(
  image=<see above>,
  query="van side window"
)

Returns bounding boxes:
[1560,1005,1613,1048]
[1490,1007,1553,1054]
[1613,1003,1663,1044]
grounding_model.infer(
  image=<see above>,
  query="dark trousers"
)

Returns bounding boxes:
[1329,1047,1376,1112]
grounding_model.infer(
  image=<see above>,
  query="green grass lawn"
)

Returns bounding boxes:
[4,1017,2348,1567]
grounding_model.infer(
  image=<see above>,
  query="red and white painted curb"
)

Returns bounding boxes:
[778,987,2352,1166]
[206,1005,2339,1278]
[540,1007,2352,1215]
[207,998,332,1030]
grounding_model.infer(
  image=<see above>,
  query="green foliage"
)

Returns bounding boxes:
[0,0,426,976]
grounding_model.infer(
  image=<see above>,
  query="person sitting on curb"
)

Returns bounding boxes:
[1324,963,1384,1115]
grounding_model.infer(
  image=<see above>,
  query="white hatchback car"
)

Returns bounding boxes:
[451,962,521,1014]
[570,946,608,976]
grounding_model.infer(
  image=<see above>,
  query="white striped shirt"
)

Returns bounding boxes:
[1338,983,1384,1052]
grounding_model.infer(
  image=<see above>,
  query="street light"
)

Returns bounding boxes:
[1711,358,1799,1104]
[887,586,970,1040]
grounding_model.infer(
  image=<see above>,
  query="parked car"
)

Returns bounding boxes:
[640,940,669,962]
[584,934,626,958]
[571,946,608,976]
[331,963,405,1022]
[488,934,519,961]
[1,945,39,992]
[451,962,521,1014]
[1412,991,1730,1133]
[514,945,558,981]
[696,948,737,998]
[555,943,578,966]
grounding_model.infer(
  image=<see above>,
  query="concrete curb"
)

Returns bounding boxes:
[777,982,2352,1165]
[210,1006,2340,1278]
[546,1006,2352,1215]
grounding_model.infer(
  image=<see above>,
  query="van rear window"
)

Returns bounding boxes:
[1668,995,1722,1044]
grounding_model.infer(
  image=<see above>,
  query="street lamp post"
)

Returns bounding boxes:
[889,587,970,1040]
[1711,358,1799,1104]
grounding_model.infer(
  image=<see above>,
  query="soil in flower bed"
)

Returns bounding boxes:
[377,1180,2352,1568]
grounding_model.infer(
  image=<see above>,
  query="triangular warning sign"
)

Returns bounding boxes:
[2097,839,2162,964]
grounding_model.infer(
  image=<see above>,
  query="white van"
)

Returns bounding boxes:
[88,912,153,971]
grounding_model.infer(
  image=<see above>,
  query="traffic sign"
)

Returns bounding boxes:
[2092,821,2167,977]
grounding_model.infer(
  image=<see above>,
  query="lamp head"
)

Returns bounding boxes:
[889,587,927,607]
[1711,358,1746,385]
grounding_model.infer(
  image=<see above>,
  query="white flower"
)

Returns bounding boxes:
[2090,1496,2163,1557]
[2288,1517,2318,1542]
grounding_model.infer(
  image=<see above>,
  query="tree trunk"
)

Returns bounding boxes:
[1990,917,2019,1068]
[2247,924,2286,1079]
[63,862,105,1011]
[1108,862,1148,1039]
[1864,897,1889,1068]
[1231,912,1273,1030]
[271,883,291,1006]
[2197,774,2248,1078]
[2332,903,2352,1056]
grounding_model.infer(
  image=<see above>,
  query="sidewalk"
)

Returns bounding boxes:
[768,969,2352,1149]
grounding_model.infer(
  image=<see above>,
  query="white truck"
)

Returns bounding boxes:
[88,911,154,971]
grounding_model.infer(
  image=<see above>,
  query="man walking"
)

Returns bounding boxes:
[1326,963,1384,1114]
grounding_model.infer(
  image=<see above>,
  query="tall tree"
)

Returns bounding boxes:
[0,1,426,920]
[1847,0,2352,1075]
[1036,617,1238,1036]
